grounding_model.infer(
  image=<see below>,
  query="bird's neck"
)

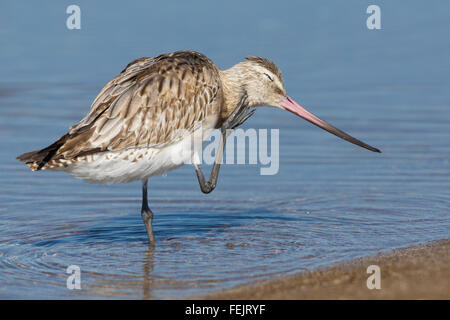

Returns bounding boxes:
[219,63,250,120]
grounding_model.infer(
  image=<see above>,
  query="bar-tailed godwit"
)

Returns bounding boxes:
[17,50,380,243]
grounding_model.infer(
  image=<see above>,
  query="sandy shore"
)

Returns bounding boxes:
[204,239,450,299]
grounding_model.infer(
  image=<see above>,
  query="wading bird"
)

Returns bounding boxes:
[17,50,380,243]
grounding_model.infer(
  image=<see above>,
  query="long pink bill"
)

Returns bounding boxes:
[279,96,381,153]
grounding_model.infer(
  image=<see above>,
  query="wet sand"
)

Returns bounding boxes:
[204,239,450,299]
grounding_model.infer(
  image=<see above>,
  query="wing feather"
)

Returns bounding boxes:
[55,51,222,161]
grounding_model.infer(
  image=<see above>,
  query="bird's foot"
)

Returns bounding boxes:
[222,92,255,134]
[141,207,155,245]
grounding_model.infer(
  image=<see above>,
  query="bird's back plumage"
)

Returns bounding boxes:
[17,50,223,183]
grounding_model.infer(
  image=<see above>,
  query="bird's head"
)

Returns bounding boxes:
[236,56,287,108]
[223,56,380,153]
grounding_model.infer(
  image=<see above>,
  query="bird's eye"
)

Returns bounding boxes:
[264,73,273,81]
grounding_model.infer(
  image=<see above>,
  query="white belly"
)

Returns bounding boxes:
[57,118,217,184]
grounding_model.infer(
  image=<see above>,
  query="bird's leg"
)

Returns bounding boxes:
[194,92,254,194]
[193,131,225,194]
[141,179,155,244]
[222,92,255,131]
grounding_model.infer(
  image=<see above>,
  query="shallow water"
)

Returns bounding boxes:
[0,1,449,299]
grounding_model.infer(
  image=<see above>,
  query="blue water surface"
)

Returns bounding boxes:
[0,1,449,299]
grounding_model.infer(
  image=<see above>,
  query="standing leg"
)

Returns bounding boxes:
[141,179,155,244]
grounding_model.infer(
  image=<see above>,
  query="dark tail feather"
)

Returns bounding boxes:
[16,133,69,171]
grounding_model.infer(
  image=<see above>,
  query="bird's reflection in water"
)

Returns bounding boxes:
[141,244,155,300]
[82,237,156,299]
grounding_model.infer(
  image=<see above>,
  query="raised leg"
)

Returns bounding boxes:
[194,92,254,194]
[141,179,154,244]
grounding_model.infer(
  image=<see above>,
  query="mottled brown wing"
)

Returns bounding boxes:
[55,51,222,160]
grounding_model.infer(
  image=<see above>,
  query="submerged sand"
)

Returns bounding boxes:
[203,239,450,299]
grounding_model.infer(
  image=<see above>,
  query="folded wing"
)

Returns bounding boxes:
[18,51,222,170]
